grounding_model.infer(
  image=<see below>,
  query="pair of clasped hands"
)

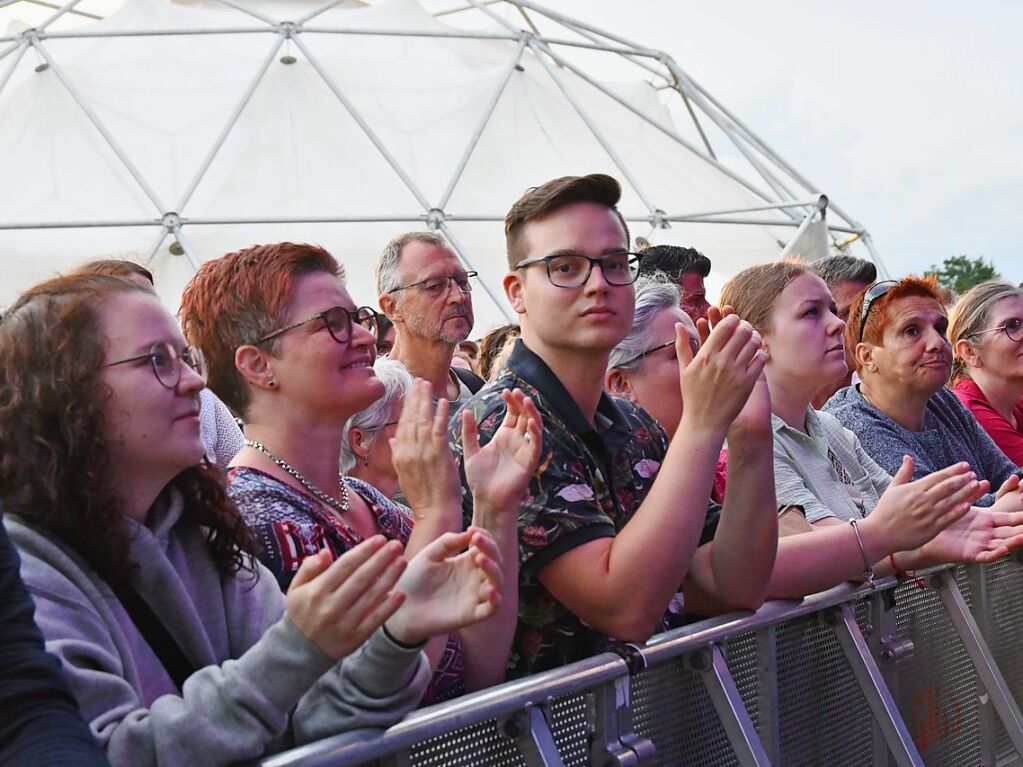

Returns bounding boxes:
[285,380,542,660]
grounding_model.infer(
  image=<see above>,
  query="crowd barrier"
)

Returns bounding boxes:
[262,555,1023,767]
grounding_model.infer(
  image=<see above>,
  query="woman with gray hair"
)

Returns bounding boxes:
[341,358,414,499]
[949,280,1023,463]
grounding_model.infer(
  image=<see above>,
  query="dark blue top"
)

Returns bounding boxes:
[0,511,109,766]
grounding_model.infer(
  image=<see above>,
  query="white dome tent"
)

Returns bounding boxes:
[0,0,885,327]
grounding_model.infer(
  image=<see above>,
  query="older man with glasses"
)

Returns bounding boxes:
[376,233,484,405]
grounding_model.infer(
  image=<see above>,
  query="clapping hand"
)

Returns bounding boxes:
[390,379,462,524]
[384,528,504,645]
[462,388,543,513]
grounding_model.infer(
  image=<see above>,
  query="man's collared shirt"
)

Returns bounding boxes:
[451,340,671,679]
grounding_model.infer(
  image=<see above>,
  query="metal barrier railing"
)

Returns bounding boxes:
[262,555,1023,767]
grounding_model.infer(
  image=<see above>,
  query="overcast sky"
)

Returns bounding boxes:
[558,0,1022,284]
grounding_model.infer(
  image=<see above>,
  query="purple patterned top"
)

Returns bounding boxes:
[226,467,464,705]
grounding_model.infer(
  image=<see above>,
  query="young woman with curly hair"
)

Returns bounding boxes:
[0,273,503,766]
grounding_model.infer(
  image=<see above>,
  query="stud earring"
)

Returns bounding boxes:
[267,379,276,388]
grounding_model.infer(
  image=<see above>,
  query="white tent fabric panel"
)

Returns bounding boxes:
[0,0,879,326]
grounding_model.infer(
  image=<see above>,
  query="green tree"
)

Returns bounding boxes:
[926,255,1000,295]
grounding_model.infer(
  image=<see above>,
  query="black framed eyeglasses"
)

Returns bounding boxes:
[103,342,207,389]
[258,306,379,346]
[515,252,642,288]
[387,271,477,298]
[973,317,1023,343]
[858,280,898,342]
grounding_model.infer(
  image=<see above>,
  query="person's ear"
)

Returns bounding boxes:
[854,342,877,374]
[504,272,527,315]
[605,369,636,402]
[349,427,371,462]
[235,345,277,390]
[378,291,399,322]
[955,337,982,369]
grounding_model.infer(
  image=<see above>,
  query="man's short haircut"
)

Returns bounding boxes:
[71,258,155,285]
[504,174,630,270]
[811,255,877,289]
[637,245,711,281]
[376,231,452,295]
[608,274,682,371]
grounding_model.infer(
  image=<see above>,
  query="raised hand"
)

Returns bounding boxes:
[390,379,461,523]
[285,536,407,660]
[677,312,766,435]
[867,457,984,554]
[384,528,503,645]
[462,388,543,513]
[918,505,1023,566]
[992,474,1023,512]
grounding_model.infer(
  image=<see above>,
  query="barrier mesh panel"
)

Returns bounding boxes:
[725,630,761,730]
[892,571,982,766]
[408,717,524,767]
[405,692,589,767]
[975,557,1023,762]
[631,656,739,766]
[775,612,874,766]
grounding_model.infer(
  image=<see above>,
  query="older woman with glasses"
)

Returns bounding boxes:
[181,243,540,703]
[824,276,1021,505]
[0,273,504,765]
[341,358,412,500]
[949,281,1023,464]
[603,273,777,617]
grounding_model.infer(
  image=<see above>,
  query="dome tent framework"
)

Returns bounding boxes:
[0,0,884,325]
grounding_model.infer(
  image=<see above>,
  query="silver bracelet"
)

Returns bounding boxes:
[849,519,876,589]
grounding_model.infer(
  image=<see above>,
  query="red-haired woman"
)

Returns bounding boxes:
[0,273,502,765]
[824,276,1021,498]
[180,243,539,702]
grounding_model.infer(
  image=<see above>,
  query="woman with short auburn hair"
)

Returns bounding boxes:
[824,275,1020,500]
[719,263,1023,598]
[0,273,502,765]
[181,243,540,702]
[948,280,1023,464]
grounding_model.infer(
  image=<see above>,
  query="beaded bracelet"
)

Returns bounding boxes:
[849,519,876,589]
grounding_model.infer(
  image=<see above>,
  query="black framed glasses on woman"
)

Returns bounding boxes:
[514,252,642,288]
[257,306,379,346]
[103,342,207,389]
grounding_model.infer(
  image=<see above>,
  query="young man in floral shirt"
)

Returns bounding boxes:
[452,174,777,679]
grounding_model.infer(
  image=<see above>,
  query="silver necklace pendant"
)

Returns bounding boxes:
[244,439,350,513]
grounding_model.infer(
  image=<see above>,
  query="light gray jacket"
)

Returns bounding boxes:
[6,488,428,766]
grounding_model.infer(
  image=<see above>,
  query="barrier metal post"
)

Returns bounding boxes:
[825,603,924,767]
[498,702,564,766]
[688,644,771,767]
[591,674,656,766]
[932,570,1023,756]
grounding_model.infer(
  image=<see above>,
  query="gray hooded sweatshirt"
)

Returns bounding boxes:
[5,487,429,766]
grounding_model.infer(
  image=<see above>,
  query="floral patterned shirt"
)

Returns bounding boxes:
[450,340,672,679]
[226,467,464,705]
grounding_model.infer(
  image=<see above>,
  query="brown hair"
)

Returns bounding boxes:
[180,243,342,420]
[718,261,810,334]
[0,274,254,581]
[478,323,520,380]
[844,275,945,369]
[71,258,155,285]
[948,280,1023,384]
[504,174,630,269]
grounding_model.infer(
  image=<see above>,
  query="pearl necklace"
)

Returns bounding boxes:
[244,439,350,514]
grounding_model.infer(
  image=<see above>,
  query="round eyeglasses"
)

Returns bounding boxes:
[515,252,642,289]
[103,342,207,389]
[258,306,379,346]
[972,317,1023,343]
